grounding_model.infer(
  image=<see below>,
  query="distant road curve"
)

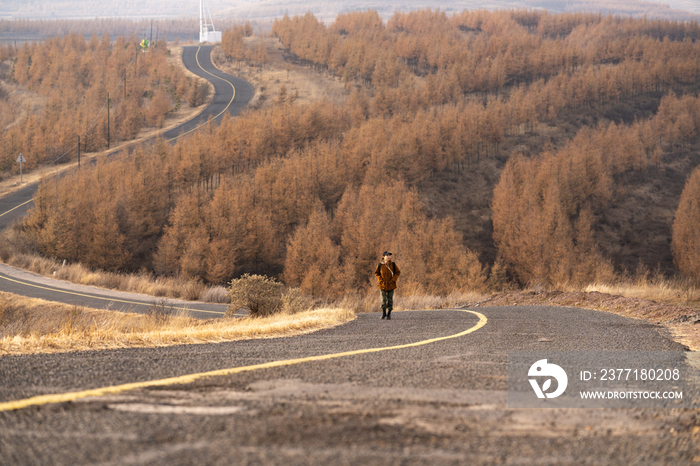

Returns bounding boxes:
[163,45,254,140]
[0,45,252,315]
[0,263,230,318]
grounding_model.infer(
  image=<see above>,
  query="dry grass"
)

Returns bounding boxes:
[211,36,349,109]
[0,292,355,355]
[0,248,227,302]
[581,281,700,308]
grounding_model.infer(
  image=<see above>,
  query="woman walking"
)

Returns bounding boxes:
[374,251,401,320]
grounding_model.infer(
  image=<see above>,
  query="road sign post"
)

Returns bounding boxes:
[16,153,26,184]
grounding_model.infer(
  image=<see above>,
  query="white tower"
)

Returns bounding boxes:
[199,0,222,43]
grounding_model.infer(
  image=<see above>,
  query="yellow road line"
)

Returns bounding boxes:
[166,46,237,143]
[0,310,487,412]
[0,273,225,316]
[0,198,33,219]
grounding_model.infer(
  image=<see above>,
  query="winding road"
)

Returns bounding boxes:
[0,45,699,465]
[0,45,252,316]
[1,307,698,464]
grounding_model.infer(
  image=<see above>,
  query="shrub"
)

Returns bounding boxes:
[226,274,284,317]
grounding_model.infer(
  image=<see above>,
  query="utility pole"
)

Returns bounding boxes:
[78,136,81,168]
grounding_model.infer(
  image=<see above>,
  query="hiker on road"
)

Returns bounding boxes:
[374,251,400,320]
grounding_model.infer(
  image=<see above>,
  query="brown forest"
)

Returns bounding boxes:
[12,9,700,296]
[0,33,205,174]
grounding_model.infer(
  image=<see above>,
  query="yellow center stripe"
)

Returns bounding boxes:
[166,46,237,142]
[0,199,33,218]
[0,310,487,412]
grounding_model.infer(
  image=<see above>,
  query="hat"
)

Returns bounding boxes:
[382,251,392,256]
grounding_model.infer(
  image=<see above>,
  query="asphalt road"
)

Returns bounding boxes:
[0,307,698,464]
[0,263,228,318]
[163,45,254,140]
[0,45,252,315]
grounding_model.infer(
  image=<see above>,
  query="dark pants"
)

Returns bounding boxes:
[381,289,394,312]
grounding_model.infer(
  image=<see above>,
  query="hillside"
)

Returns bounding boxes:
[3,9,700,298]
[0,35,208,176]
[420,90,699,277]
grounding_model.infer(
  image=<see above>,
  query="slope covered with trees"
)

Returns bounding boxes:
[16,9,700,296]
[0,34,203,175]
[493,93,700,285]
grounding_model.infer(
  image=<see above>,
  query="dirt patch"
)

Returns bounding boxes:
[467,290,700,351]
[211,36,348,109]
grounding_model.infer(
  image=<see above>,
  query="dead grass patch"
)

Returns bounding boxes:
[582,281,700,307]
[0,292,355,355]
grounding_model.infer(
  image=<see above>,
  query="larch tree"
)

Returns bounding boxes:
[283,206,342,297]
[672,166,700,280]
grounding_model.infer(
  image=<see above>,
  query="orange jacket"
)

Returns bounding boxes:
[374,261,400,291]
